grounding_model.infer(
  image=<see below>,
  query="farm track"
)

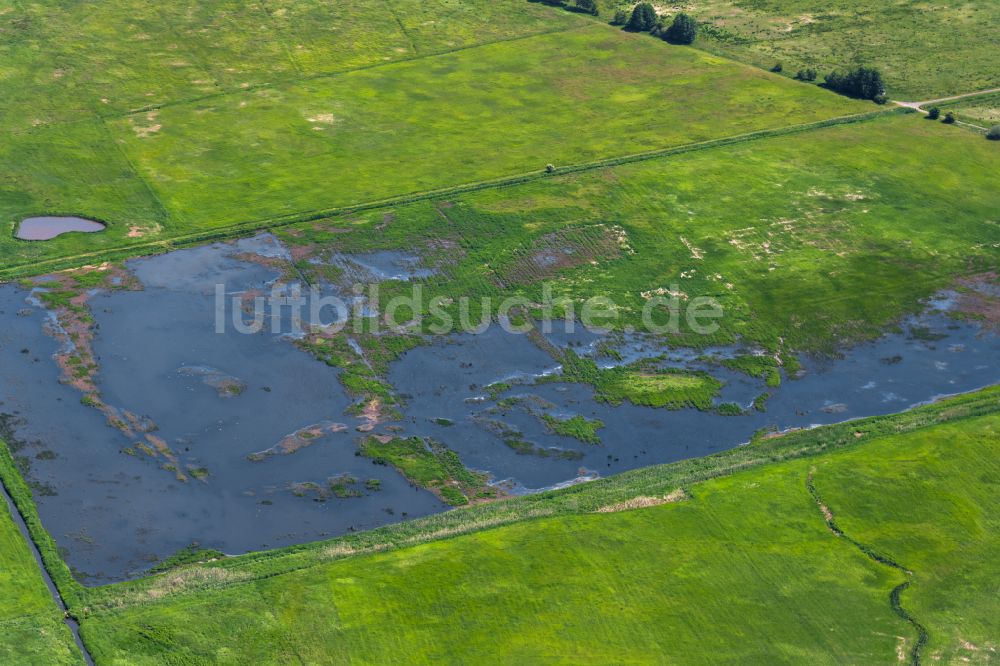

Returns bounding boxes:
[895,87,1000,131]
[0,108,900,281]
[807,469,928,665]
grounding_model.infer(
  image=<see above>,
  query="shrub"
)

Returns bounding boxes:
[611,9,628,25]
[664,12,698,44]
[770,63,783,73]
[574,0,598,15]
[545,164,556,173]
[873,93,887,105]
[943,112,956,124]
[824,66,885,101]
[927,107,941,120]
[625,2,657,32]
[987,126,1000,140]
[795,68,817,82]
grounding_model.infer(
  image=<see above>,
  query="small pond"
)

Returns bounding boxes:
[15,216,106,241]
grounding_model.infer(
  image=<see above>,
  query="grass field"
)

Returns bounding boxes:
[0,485,81,663]
[1,2,999,662]
[591,0,1000,99]
[0,0,580,129]
[64,387,1000,664]
[938,92,1000,126]
[1,18,869,274]
[275,112,1000,352]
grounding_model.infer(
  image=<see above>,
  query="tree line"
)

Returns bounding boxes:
[615,3,698,44]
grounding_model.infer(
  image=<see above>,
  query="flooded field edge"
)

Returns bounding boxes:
[1,234,999,582]
[72,384,1000,609]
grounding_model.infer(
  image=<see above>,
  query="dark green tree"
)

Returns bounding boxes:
[611,9,628,25]
[575,0,598,15]
[987,126,1000,141]
[927,107,941,120]
[664,12,698,44]
[770,63,783,73]
[795,68,817,82]
[823,66,885,101]
[625,3,657,32]
[943,112,956,124]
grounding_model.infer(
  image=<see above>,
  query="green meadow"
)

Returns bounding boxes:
[939,92,1000,126]
[0,454,82,664]
[594,0,1000,99]
[67,387,1000,664]
[1,1,999,663]
[1,19,868,275]
[278,112,1000,352]
[1,0,578,128]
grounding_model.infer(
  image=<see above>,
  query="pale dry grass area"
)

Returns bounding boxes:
[596,488,688,513]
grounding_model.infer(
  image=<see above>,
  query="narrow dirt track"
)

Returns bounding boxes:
[895,87,1000,130]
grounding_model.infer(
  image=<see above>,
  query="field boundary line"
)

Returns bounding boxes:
[382,0,419,55]
[807,470,928,665]
[252,0,307,76]
[7,24,594,134]
[0,108,902,281]
[96,119,173,226]
[119,23,593,117]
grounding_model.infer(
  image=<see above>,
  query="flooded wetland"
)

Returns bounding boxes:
[2,234,999,582]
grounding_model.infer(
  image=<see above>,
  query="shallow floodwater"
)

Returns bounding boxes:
[0,241,445,582]
[15,216,106,241]
[389,314,1000,490]
[1,235,999,581]
[315,250,437,282]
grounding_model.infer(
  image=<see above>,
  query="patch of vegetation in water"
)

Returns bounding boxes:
[551,350,723,410]
[713,402,745,416]
[329,475,363,499]
[186,466,210,481]
[752,392,772,413]
[907,325,947,342]
[358,436,497,506]
[289,474,372,502]
[299,332,425,412]
[148,543,226,575]
[721,354,782,387]
[477,417,586,460]
[540,414,604,445]
[484,382,513,401]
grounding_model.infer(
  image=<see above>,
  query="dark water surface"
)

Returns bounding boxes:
[15,216,106,241]
[1,238,998,581]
